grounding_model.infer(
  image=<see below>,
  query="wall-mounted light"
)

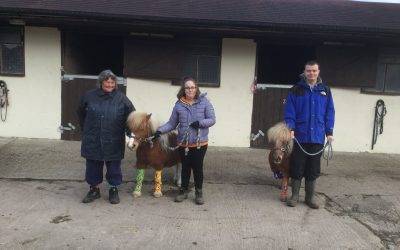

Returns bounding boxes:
[323,41,364,46]
[129,32,173,39]
[9,19,26,26]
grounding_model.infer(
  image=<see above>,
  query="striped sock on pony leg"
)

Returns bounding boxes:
[153,170,163,198]
[133,169,145,198]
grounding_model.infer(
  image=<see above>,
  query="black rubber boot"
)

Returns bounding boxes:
[305,180,319,209]
[175,188,189,202]
[195,189,204,205]
[109,187,120,204]
[82,186,100,203]
[287,179,301,207]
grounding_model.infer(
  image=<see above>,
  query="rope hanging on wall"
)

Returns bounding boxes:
[371,99,387,150]
[0,80,9,122]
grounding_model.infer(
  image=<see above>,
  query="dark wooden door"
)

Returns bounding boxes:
[250,85,290,148]
[61,75,126,141]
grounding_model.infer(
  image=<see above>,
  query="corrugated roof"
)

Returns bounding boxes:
[1,0,400,33]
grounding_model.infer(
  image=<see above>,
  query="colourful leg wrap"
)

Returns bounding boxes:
[134,169,145,193]
[154,170,162,195]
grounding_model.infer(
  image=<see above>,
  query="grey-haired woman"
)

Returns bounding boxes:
[77,70,135,204]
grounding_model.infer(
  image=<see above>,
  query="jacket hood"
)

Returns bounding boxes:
[297,73,325,90]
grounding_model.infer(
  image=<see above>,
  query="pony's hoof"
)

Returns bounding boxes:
[133,191,142,198]
[153,191,163,198]
[175,181,182,187]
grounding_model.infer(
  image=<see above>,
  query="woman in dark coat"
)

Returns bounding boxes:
[77,70,135,204]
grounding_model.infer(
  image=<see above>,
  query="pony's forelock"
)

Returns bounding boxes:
[267,122,293,153]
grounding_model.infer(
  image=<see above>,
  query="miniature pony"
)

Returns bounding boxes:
[267,122,293,202]
[126,112,181,198]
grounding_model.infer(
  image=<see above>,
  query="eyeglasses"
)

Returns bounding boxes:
[184,86,197,90]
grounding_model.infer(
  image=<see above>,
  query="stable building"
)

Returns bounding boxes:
[0,0,399,153]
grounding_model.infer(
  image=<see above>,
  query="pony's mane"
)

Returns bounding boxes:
[267,122,293,153]
[159,132,177,152]
[127,112,160,134]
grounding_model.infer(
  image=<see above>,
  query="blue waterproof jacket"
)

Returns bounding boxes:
[284,77,335,144]
[77,88,135,160]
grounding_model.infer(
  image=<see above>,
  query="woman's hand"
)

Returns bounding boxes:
[152,131,162,141]
[189,121,200,129]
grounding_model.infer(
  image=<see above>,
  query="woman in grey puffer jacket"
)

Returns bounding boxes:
[155,77,216,205]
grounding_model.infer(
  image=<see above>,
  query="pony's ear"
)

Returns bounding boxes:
[146,113,152,121]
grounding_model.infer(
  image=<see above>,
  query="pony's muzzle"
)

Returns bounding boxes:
[127,137,139,151]
[273,155,283,164]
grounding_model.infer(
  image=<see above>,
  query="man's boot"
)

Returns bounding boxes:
[109,186,120,204]
[287,179,301,207]
[305,180,319,209]
[82,186,100,203]
[195,189,204,205]
[175,188,189,202]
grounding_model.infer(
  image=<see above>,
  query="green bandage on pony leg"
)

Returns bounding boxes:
[133,169,145,197]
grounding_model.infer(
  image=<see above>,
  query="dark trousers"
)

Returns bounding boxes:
[178,145,208,190]
[85,159,122,187]
[290,143,324,181]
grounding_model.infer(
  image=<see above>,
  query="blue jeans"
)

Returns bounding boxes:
[85,159,122,187]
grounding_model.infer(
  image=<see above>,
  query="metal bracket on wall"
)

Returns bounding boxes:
[61,74,127,86]
[256,83,292,90]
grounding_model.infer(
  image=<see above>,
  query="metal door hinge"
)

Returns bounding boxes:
[58,123,76,133]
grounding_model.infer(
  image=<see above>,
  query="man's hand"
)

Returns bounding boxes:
[327,135,334,142]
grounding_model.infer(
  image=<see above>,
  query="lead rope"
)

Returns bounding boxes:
[371,99,387,150]
[183,129,190,155]
[196,128,201,149]
[0,80,9,122]
[293,137,333,166]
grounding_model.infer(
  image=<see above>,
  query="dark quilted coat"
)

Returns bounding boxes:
[77,88,135,160]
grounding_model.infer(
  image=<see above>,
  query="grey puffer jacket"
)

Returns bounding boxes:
[158,93,216,145]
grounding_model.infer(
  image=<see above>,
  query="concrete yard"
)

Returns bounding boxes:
[0,137,399,249]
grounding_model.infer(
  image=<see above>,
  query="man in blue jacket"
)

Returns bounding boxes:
[284,61,335,209]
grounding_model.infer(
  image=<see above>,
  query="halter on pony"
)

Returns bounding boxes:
[129,132,155,148]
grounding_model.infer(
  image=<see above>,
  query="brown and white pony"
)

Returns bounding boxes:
[267,122,293,202]
[126,112,181,198]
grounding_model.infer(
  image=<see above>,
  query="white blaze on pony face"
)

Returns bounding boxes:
[184,80,197,101]
[272,142,285,164]
[102,78,116,93]
[304,64,320,85]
